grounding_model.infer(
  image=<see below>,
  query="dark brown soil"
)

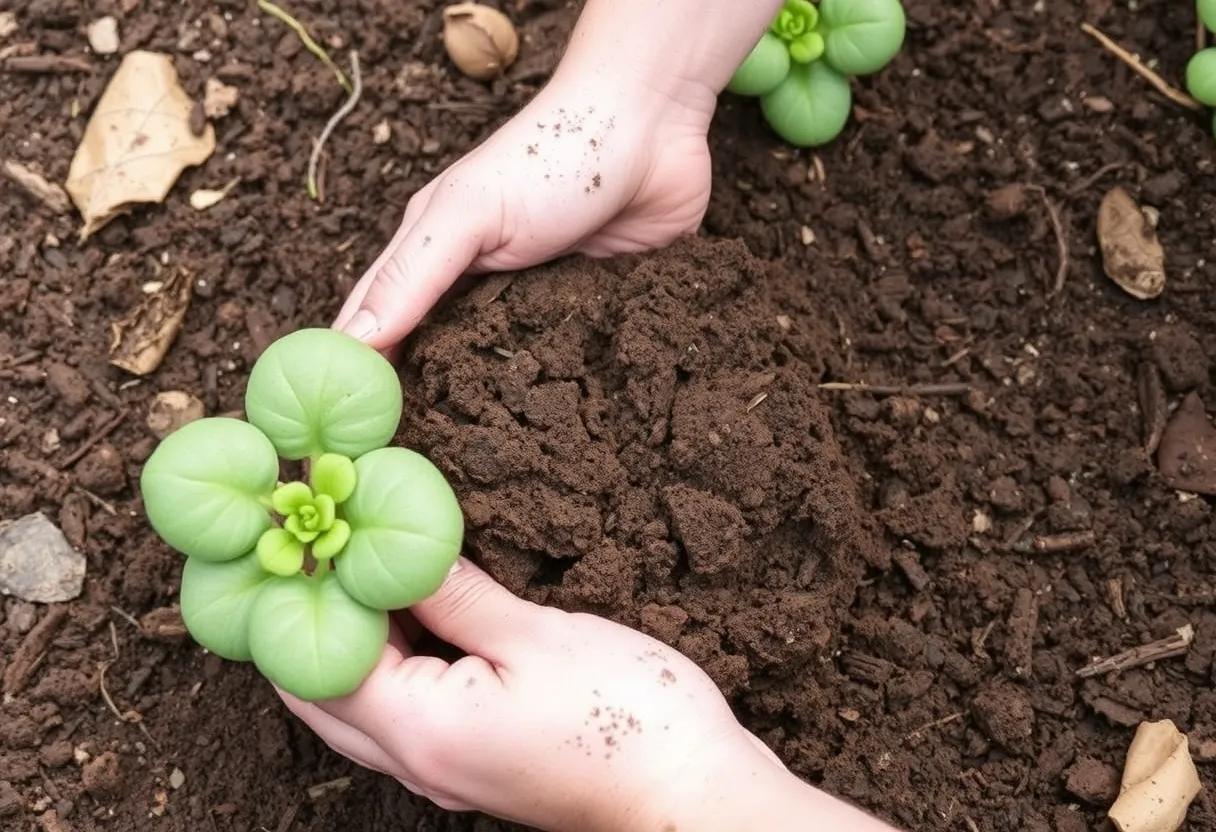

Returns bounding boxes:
[3,1,1216,831]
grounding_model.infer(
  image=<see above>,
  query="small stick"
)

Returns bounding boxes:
[308,51,362,201]
[3,54,93,73]
[1076,624,1194,678]
[1081,23,1204,112]
[1066,162,1127,198]
[1028,186,1069,295]
[818,382,972,397]
[746,392,768,412]
[256,0,351,93]
[1013,529,1097,554]
[903,711,964,742]
[58,411,125,469]
[73,485,117,515]
[3,607,68,694]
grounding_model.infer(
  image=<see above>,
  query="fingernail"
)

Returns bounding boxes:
[344,309,378,342]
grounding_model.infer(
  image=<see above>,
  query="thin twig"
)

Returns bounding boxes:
[904,711,964,742]
[1076,625,1194,678]
[1065,162,1126,198]
[256,0,351,93]
[308,51,362,201]
[1027,185,1069,295]
[1081,23,1204,112]
[818,382,972,397]
[58,411,126,469]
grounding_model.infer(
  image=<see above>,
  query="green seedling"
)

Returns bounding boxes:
[1189,0,1216,134]
[141,328,463,700]
[728,0,905,147]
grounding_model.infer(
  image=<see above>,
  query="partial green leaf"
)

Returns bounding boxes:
[284,514,320,543]
[245,329,402,461]
[180,552,274,660]
[257,528,306,576]
[1202,0,1216,35]
[313,494,336,529]
[789,32,825,64]
[140,418,277,562]
[313,520,351,561]
[771,0,819,41]
[248,570,388,700]
[311,453,357,504]
[819,0,906,76]
[761,61,853,147]
[1187,48,1216,107]
[337,448,464,610]
[272,481,313,515]
[729,33,791,96]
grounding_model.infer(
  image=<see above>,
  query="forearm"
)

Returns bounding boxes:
[554,0,784,111]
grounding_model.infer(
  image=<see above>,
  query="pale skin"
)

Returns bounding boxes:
[286,1,901,829]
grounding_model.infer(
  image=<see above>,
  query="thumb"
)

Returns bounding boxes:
[410,557,547,665]
[340,186,488,351]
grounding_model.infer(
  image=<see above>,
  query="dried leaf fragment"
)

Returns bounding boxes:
[146,390,205,438]
[1108,720,1201,832]
[1157,392,1216,495]
[109,267,192,375]
[66,51,216,240]
[189,176,240,210]
[203,77,239,118]
[1137,362,1167,456]
[0,12,17,41]
[443,2,519,81]
[1097,187,1165,299]
[3,160,71,213]
[86,17,120,55]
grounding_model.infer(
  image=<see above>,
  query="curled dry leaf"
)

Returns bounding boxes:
[203,77,239,118]
[109,267,192,376]
[146,390,205,438]
[442,2,519,81]
[189,176,240,210]
[66,51,216,240]
[2,160,71,213]
[1097,187,1165,299]
[1137,362,1167,456]
[1157,392,1216,495]
[1108,720,1201,832]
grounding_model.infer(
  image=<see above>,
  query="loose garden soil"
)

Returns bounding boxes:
[3,0,1216,830]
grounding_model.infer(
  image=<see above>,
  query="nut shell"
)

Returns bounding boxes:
[442,3,519,81]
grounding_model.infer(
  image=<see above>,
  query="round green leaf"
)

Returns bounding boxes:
[1201,0,1216,35]
[729,33,792,96]
[248,570,388,700]
[272,482,313,515]
[1187,48,1216,107]
[257,529,306,576]
[180,552,274,661]
[789,32,825,64]
[337,448,464,610]
[245,329,402,461]
[819,0,906,76]
[141,418,277,562]
[313,520,351,561]
[761,61,853,147]
[311,453,357,503]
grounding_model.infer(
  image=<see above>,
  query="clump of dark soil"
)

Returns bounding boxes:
[400,238,888,695]
[4,0,1216,830]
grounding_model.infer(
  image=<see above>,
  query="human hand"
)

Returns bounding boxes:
[333,66,715,351]
[279,559,895,831]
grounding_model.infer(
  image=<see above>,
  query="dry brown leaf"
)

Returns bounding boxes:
[109,267,192,375]
[1097,187,1165,299]
[146,390,205,438]
[443,3,519,80]
[1157,392,1216,495]
[1108,720,1201,832]
[66,50,216,240]
[3,160,71,213]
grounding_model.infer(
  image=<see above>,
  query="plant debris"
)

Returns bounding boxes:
[203,77,239,118]
[1157,392,1216,494]
[146,390,205,438]
[1097,186,1165,300]
[1138,362,1168,455]
[1108,720,1201,832]
[443,2,519,80]
[1077,625,1194,678]
[307,51,361,201]
[2,159,71,213]
[66,51,216,239]
[1081,23,1204,113]
[256,0,351,93]
[108,267,192,375]
[189,177,240,210]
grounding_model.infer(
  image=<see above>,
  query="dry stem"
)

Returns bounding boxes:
[256,0,351,93]
[308,51,362,201]
[1081,23,1204,112]
[1077,625,1194,678]
[818,382,972,397]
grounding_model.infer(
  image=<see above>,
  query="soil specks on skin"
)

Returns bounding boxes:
[659,668,677,687]
[526,144,537,156]
[584,703,642,760]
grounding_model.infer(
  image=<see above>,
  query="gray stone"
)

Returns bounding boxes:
[0,513,85,603]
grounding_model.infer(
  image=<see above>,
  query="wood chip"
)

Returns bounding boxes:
[2,160,71,213]
[2,605,68,694]
[108,267,192,375]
